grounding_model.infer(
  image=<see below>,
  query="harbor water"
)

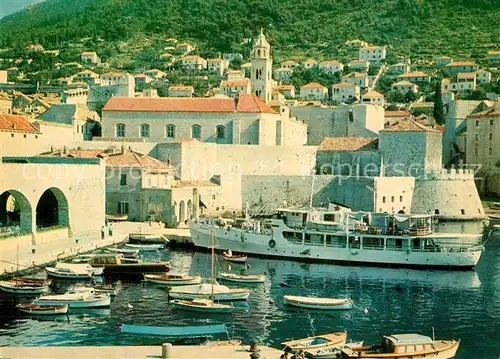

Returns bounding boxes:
[0,222,499,358]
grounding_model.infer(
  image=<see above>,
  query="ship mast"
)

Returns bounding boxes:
[210,221,215,301]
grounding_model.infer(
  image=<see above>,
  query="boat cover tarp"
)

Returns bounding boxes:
[120,324,227,337]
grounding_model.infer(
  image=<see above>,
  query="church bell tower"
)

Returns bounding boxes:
[250,29,273,103]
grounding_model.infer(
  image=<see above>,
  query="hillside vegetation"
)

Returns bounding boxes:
[0,0,499,61]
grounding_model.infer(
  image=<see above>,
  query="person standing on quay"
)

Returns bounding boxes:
[101,225,105,239]
[109,224,113,237]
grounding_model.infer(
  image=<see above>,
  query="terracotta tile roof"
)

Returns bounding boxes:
[301,82,326,89]
[437,56,451,60]
[207,58,224,63]
[182,55,205,61]
[275,67,292,72]
[392,80,417,86]
[102,72,128,77]
[304,58,317,64]
[67,150,104,158]
[445,61,476,67]
[276,85,295,90]
[281,60,297,65]
[342,72,366,79]
[168,85,194,91]
[220,79,250,87]
[81,51,97,55]
[332,82,357,88]
[398,72,430,78]
[241,62,252,68]
[476,69,491,74]
[102,94,277,114]
[382,118,441,133]
[318,137,378,151]
[362,90,383,98]
[319,60,341,65]
[468,108,500,118]
[385,110,411,118]
[349,59,369,64]
[105,151,173,169]
[361,46,385,50]
[0,114,39,133]
[161,53,173,57]
[457,72,476,79]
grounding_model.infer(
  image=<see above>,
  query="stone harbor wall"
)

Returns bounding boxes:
[411,169,485,220]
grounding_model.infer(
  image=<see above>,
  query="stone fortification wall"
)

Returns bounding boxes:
[411,169,485,220]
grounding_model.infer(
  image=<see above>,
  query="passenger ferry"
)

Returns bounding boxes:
[188,205,484,269]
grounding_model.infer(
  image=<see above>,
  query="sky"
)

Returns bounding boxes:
[0,0,45,19]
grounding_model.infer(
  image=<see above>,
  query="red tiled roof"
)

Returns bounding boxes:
[0,114,39,133]
[302,82,326,89]
[103,94,277,114]
[385,110,411,118]
[398,72,430,78]
[382,119,441,133]
[220,79,250,87]
[318,137,378,151]
[332,82,357,88]
[66,149,173,169]
[342,72,366,79]
[445,61,477,67]
[468,108,500,118]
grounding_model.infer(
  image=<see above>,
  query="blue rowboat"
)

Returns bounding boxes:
[120,323,228,337]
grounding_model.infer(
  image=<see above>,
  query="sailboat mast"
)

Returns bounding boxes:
[210,222,215,299]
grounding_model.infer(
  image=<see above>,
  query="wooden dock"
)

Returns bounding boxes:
[0,344,283,358]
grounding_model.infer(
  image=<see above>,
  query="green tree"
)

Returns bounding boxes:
[433,82,444,124]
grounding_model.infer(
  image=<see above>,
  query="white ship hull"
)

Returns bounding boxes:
[33,295,111,308]
[189,221,482,269]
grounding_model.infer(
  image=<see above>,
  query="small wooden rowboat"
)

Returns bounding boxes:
[16,303,69,315]
[282,331,347,353]
[306,341,364,358]
[144,273,202,286]
[170,298,234,314]
[218,272,266,283]
[284,295,352,310]
[0,280,49,295]
[222,252,247,263]
[125,243,164,251]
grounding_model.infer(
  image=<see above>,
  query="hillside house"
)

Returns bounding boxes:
[391,80,419,93]
[168,85,194,97]
[359,46,387,62]
[300,82,328,100]
[319,60,344,74]
[274,68,293,81]
[227,70,245,81]
[276,85,296,98]
[207,58,228,76]
[342,72,369,89]
[303,59,317,69]
[331,83,360,103]
[81,51,101,65]
[220,79,251,98]
[281,60,297,69]
[27,44,44,52]
[390,63,410,74]
[398,72,431,83]
[176,42,194,54]
[486,51,500,66]
[348,59,370,72]
[444,61,478,76]
[75,69,99,83]
[180,55,207,71]
[144,69,167,79]
[436,56,453,67]
[476,70,491,84]
[361,90,385,106]
[134,74,154,86]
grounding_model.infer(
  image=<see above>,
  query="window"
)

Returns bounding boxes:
[76,124,80,133]
[120,174,127,186]
[400,196,403,202]
[116,123,126,137]
[391,196,395,202]
[382,196,386,203]
[216,125,225,139]
[140,124,150,138]
[461,209,465,215]
[118,202,129,214]
[476,120,479,127]
[166,124,175,138]
[191,124,201,139]
[491,119,494,126]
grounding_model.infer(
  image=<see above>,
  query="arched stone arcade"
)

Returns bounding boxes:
[35,188,69,230]
[0,190,33,234]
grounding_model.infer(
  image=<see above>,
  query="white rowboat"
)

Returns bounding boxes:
[106,247,139,255]
[170,298,234,314]
[168,283,250,301]
[16,304,69,315]
[0,280,49,295]
[218,272,266,283]
[33,289,111,308]
[144,273,202,286]
[125,243,164,251]
[284,295,353,310]
[222,253,247,263]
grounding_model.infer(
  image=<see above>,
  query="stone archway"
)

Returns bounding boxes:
[179,200,186,223]
[0,190,33,235]
[36,188,69,230]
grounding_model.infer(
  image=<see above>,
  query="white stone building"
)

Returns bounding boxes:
[359,46,387,62]
[302,59,317,69]
[134,74,154,86]
[476,70,491,84]
[207,58,228,76]
[81,51,101,65]
[180,55,207,71]
[0,70,7,84]
[176,42,194,54]
[75,69,99,83]
[168,85,194,97]
[227,70,245,81]
[300,82,328,100]
[390,63,410,74]
[220,78,251,98]
[398,72,431,83]
[361,90,385,107]
[276,85,296,98]
[444,61,478,76]
[274,67,293,81]
[319,60,344,74]
[144,69,167,79]
[436,56,453,67]
[342,72,369,89]
[487,51,500,66]
[391,80,419,93]
[331,82,360,103]
[101,94,307,146]
[348,59,370,72]
[250,30,273,103]
[281,60,297,69]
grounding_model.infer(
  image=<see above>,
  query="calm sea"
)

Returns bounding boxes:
[0,222,498,358]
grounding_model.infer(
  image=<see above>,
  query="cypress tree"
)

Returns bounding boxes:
[433,81,444,124]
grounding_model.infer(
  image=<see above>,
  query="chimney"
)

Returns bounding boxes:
[234,92,240,111]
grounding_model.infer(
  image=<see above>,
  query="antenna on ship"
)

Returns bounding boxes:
[432,326,435,341]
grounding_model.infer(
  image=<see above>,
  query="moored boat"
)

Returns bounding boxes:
[170,298,234,314]
[168,283,250,301]
[282,331,348,353]
[129,233,168,244]
[307,342,364,359]
[46,263,103,279]
[284,295,353,310]
[16,303,69,315]
[89,254,170,279]
[120,323,228,337]
[218,272,266,283]
[222,251,247,263]
[105,247,140,256]
[189,206,484,269]
[33,289,111,308]
[0,280,50,295]
[144,273,202,286]
[124,243,164,251]
[339,333,460,358]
